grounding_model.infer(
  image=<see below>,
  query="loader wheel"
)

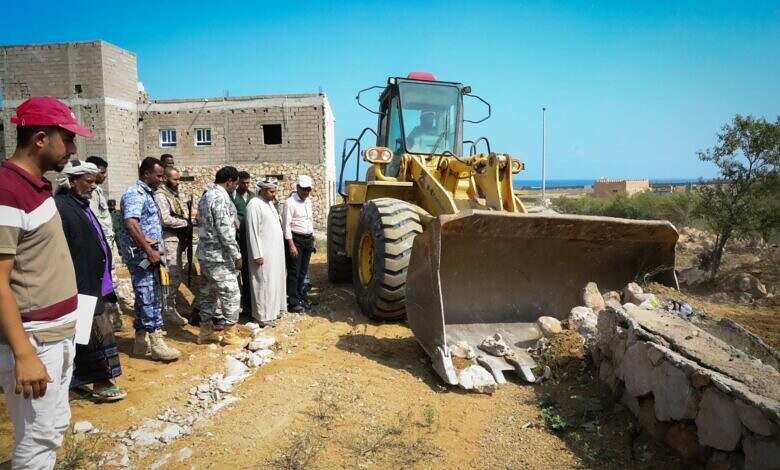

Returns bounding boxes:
[352,198,423,321]
[327,204,352,283]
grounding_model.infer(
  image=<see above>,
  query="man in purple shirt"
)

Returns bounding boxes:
[54,160,125,402]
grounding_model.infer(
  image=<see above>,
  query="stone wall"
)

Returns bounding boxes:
[176,162,329,231]
[593,305,780,468]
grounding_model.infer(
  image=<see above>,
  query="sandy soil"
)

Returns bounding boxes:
[1,254,687,469]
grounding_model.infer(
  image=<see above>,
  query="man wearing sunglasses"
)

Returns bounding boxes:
[282,176,315,313]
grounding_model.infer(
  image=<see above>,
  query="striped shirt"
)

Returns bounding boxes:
[0,160,78,328]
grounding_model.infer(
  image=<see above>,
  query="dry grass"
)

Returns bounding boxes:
[54,432,104,470]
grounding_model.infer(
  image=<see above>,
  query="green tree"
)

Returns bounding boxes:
[694,115,780,276]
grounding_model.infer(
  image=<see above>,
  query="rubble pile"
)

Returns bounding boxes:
[562,281,780,468]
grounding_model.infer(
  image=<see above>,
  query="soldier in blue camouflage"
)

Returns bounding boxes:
[119,157,181,362]
[195,166,245,347]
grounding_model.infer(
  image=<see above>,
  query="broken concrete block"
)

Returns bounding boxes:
[248,335,276,350]
[582,282,606,313]
[696,387,743,451]
[478,334,513,357]
[735,400,777,436]
[457,364,498,394]
[536,316,562,337]
[568,306,597,341]
[223,356,249,381]
[743,435,780,470]
[652,361,697,421]
[621,342,654,397]
[449,340,476,359]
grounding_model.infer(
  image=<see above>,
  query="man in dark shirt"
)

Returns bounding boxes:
[231,171,255,318]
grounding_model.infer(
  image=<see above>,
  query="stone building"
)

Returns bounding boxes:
[592,178,650,198]
[1,39,335,229]
[0,40,140,198]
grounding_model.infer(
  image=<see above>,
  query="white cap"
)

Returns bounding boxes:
[62,160,99,176]
[296,175,313,188]
[257,176,279,189]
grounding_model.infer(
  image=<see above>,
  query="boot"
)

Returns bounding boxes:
[148,329,181,362]
[163,306,189,327]
[220,325,246,348]
[198,321,221,345]
[132,330,150,357]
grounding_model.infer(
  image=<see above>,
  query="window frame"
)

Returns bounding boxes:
[159,128,177,148]
[194,127,212,146]
[262,124,283,145]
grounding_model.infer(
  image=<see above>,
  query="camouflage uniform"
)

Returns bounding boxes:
[90,186,120,308]
[119,180,164,332]
[196,183,241,325]
[154,185,188,315]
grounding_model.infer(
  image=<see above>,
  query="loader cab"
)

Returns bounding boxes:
[377,74,465,177]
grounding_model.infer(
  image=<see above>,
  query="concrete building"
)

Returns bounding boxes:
[592,178,651,198]
[1,39,335,229]
[0,40,140,198]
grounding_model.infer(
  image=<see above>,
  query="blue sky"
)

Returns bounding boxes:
[2,0,778,180]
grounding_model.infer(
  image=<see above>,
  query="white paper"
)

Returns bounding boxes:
[74,294,98,345]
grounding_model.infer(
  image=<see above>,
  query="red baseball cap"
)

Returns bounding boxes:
[10,96,94,138]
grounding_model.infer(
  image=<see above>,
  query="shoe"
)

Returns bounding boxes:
[289,304,304,313]
[198,321,221,345]
[164,308,189,327]
[212,316,226,331]
[148,329,181,362]
[189,308,201,326]
[131,330,150,357]
[220,325,247,348]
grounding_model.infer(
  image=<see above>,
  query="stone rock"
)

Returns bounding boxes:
[602,291,623,310]
[623,282,644,304]
[224,356,249,381]
[599,360,618,392]
[652,361,697,420]
[478,334,513,357]
[449,340,476,359]
[536,316,562,337]
[695,387,743,451]
[114,444,129,467]
[638,295,661,310]
[130,428,158,446]
[249,334,276,348]
[176,447,193,462]
[735,400,777,436]
[457,365,498,394]
[732,273,768,299]
[244,322,261,332]
[638,397,669,441]
[582,282,606,313]
[690,370,711,388]
[73,420,93,434]
[664,422,703,459]
[743,435,780,470]
[678,268,708,287]
[254,349,274,360]
[622,390,640,417]
[159,423,184,444]
[568,306,597,342]
[621,342,654,397]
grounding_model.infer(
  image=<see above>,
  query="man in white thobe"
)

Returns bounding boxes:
[245,177,287,325]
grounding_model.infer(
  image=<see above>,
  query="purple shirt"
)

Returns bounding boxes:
[74,195,113,296]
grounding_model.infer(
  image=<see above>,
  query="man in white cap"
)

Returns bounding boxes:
[245,177,287,325]
[282,175,315,313]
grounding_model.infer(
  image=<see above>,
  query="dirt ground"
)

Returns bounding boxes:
[2,253,689,469]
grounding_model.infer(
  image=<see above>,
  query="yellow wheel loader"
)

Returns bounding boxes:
[329,72,678,388]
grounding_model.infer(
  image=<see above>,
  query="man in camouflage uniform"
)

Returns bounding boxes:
[86,156,123,331]
[196,166,244,346]
[154,166,190,326]
[119,157,181,362]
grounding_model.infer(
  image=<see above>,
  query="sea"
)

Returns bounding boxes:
[512,177,702,190]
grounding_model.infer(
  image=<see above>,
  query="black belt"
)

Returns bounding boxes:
[292,232,313,239]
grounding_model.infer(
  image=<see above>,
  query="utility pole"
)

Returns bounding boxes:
[542,106,547,205]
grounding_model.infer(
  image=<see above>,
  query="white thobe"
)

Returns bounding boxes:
[245,197,287,322]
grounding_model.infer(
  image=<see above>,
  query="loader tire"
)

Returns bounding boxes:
[352,198,423,321]
[327,203,352,283]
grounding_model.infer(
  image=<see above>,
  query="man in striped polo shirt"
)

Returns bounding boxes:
[0,96,93,469]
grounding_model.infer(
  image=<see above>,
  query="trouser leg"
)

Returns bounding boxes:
[295,237,313,303]
[130,264,163,332]
[285,240,302,307]
[163,238,181,313]
[202,261,241,326]
[238,227,252,316]
[0,336,75,470]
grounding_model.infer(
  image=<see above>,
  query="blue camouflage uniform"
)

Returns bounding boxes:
[196,183,242,326]
[120,180,164,332]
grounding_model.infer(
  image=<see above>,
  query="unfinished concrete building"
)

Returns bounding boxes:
[0,40,140,198]
[592,178,650,198]
[1,39,335,229]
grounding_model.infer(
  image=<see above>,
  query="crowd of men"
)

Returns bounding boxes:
[0,97,317,469]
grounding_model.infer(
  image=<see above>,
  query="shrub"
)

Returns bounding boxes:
[552,191,700,227]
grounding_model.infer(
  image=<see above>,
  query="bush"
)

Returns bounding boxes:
[551,191,700,226]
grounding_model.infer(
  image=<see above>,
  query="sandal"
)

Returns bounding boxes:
[73,385,127,403]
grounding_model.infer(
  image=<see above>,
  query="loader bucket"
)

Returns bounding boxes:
[406,210,678,388]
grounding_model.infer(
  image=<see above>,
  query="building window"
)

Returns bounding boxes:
[263,124,282,145]
[159,129,177,147]
[195,128,212,146]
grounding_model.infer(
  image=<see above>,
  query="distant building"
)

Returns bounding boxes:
[592,178,650,198]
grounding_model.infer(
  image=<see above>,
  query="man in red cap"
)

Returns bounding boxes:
[0,96,93,469]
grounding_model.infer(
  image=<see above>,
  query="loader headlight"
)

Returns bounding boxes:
[363,146,393,164]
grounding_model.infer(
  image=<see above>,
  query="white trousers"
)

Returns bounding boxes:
[0,336,75,470]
